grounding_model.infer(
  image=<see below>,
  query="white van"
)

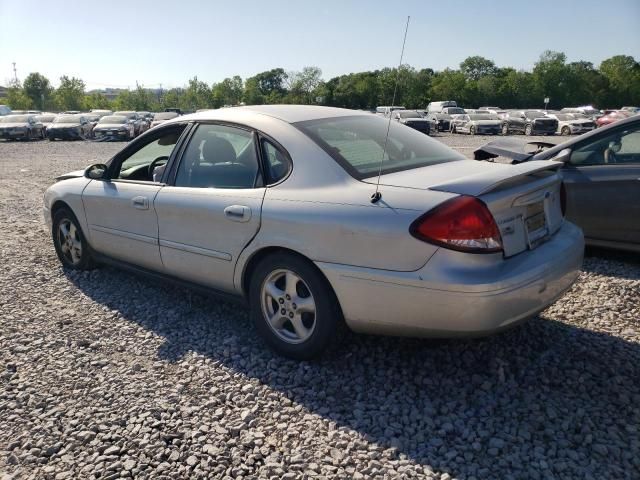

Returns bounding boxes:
[426,101,457,113]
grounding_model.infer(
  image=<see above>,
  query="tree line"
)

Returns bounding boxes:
[5,51,640,113]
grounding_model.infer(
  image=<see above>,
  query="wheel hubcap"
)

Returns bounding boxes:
[58,219,82,265]
[260,269,316,344]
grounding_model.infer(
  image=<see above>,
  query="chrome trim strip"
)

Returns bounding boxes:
[159,239,232,261]
[90,225,158,245]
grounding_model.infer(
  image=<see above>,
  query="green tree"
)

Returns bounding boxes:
[599,55,640,106]
[55,76,86,111]
[23,73,54,110]
[532,50,571,108]
[6,85,33,110]
[84,92,113,110]
[430,69,467,104]
[460,56,498,81]
[212,76,243,107]
[286,67,323,104]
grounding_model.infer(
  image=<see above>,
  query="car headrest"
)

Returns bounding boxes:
[202,136,236,164]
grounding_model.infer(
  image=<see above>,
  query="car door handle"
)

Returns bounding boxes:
[131,196,149,210]
[224,205,251,222]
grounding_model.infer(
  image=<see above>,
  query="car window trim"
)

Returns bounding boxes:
[168,120,266,189]
[256,133,293,187]
[107,122,191,183]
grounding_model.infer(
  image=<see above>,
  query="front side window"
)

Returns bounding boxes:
[174,123,260,188]
[115,126,186,181]
[570,125,640,165]
[296,115,464,179]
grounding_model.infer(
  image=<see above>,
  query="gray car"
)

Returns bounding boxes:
[0,114,44,140]
[450,113,501,135]
[475,114,640,252]
[43,106,583,359]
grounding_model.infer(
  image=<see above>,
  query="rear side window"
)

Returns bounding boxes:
[261,139,291,184]
[295,115,464,179]
[175,124,260,188]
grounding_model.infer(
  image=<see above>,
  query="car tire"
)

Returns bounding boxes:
[451,125,457,134]
[25,129,32,141]
[249,252,343,360]
[561,126,571,136]
[469,125,476,135]
[501,123,509,135]
[52,208,97,271]
[525,124,533,136]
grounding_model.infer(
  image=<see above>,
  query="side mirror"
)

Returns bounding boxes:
[84,164,109,180]
[551,148,572,163]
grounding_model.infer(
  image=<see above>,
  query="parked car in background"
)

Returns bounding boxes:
[450,113,501,135]
[426,100,457,113]
[150,111,179,128]
[35,114,56,135]
[47,114,93,140]
[164,108,183,115]
[90,109,113,119]
[62,110,82,115]
[0,105,12,116]
[424,112,452,132]
[596,110,632,128]
[113,111,143,136]
[43,105,583,359]
[0,114,44,140]
[376,106,405,116]
[136,112,152,134]
[441,106,465,115]
[392,109,431,134]
[501,110,558,135]
[561,106,603,120]
[545,112,595,135]
[475,114,640,252]
[479,106,501,113]
[92,115,135,141]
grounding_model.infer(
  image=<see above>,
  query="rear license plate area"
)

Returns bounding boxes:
[525,202,548,248]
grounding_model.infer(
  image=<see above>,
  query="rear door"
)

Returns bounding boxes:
[562,123,640,245]
[154,122,266,292]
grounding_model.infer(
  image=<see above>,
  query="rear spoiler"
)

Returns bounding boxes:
[430,160,562,196]
[473,137,556,163]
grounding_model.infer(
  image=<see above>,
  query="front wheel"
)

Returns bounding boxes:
[52,208,96,270]
[525,124,533,136]
[469,125,476,135]
[561,126,571,136]
[249,253,343,360]
[501,124,509,135]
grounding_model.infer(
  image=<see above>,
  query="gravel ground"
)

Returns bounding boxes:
[1,136,639,480]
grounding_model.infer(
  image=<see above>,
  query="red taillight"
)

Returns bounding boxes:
[560,182,567,216]
[410,196,503,253]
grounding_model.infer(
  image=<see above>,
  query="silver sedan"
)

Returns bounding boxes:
[43,106,584,359]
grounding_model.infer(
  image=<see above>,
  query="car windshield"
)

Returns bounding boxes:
[54,115,82,123]
[445,108,465,114]
[554,114,573,121]
[98,116,127,124]
[1,115,29,123]
[525,111,545,119]
[398,111,422,119]
[153,112,178,120]
[295,115,465,179]
[114,111,135,118]
[469,114,498,120]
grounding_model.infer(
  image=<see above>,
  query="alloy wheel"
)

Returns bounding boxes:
[260,269,316,344]
[58,218,83,265]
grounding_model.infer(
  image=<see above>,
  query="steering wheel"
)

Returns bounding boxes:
[148,156,169,180]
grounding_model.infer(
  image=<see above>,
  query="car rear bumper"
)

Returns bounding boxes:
[317,221,584,337]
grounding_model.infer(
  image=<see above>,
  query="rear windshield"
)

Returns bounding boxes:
[525,111,545,119]
[98,116,127,124]
[398,111,422,119]
[54,115,82,123]
[295,115,464,179]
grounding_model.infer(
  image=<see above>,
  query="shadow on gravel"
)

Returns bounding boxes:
[583,247,640,280]
[66,266,640,479]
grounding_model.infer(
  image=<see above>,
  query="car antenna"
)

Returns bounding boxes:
[371,15,411,204]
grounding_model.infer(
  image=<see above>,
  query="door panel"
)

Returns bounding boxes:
[82,181,163,270]
[154,187,265,292]
[562,165,640,244]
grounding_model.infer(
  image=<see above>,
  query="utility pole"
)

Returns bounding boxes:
[12,62,18,85]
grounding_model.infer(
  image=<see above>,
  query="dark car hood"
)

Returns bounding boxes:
[473,137,557,163]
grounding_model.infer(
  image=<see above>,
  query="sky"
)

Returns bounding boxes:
[1,0,639,90]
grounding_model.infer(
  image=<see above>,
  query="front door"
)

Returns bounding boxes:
[82,124,188,270]
[155,123,265,292]
[563,123,640,245]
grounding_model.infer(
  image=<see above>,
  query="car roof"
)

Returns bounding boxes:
[169,105,369,125]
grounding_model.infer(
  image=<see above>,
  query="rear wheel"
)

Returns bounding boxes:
[52,208,96,270]
[525,124,533,136]
[469,125,476,135]
[249,253,342,360]
[451,125,457,134]
[561,126,571,136]
[501,123,509,135]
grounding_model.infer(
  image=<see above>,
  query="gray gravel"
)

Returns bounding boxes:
[1,137,639,480]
